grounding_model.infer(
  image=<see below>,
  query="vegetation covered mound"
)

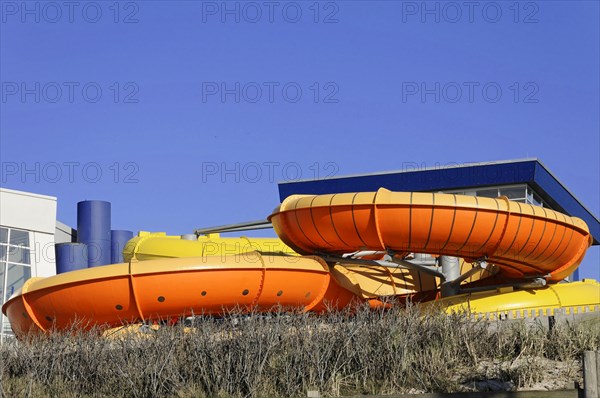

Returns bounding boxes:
[1,304,598,397]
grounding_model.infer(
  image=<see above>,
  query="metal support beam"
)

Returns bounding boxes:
[342,250,387,258]
[194,220,272,235]
[450,261,488,287]
[384,252,445,279]
[318,252,442,279]
[515,278,547,289]
[317,253,403,269]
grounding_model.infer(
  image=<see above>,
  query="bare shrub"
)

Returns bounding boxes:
[1,304,598,397]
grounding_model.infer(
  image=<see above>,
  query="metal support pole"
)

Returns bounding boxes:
[440,256,460,297]
[412,253,437,266]
[194,220,272,235]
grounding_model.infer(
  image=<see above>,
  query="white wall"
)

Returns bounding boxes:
[0,188,57,277]
[33,232,58,278]
[55,220,76,245]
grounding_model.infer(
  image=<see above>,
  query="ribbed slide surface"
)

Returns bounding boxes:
[2,253,356,337]
[3,189,593,338]
[269,188,592,282]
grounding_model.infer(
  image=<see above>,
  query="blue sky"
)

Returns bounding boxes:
[1,1,598,278]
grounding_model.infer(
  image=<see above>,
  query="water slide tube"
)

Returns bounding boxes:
[2,189,595,337]
[122,231,296,262]
[268,189,593,283]
[3,253,358,338]
[123,232,497,298]
[431,279,600,320]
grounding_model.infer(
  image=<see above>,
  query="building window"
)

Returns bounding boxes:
[0,227,33,338]
[4,264,31,303]
[0,262,4,308]
[442,185,547,208]
[0,227,32,301]
[476,188,501,198]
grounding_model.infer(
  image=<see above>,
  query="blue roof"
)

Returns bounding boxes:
[278,159,599,245]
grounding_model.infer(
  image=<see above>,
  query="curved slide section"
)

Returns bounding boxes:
[434,279,600,320]
[269,188,592,282]
[2,252,357,338]
[124,232,496,298]
[123,232,294,262]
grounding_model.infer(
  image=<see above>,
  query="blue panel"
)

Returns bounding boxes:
[279,161,537,200]
[111,230,133,264]
[533,164,600,244]
[55,243,88,274]
[77,200,111,267]
[277,160,599,245]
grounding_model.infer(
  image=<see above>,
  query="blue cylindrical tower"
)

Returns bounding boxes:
[55,243,88,274]
[111,230,133,263]
[77,200,111,267]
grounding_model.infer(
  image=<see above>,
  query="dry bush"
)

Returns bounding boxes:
[545,318,600,361]
[1,304,598,397]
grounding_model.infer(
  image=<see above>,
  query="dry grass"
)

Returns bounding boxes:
[1,303,598,397]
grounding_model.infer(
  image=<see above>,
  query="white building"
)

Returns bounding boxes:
[0,188,67,340]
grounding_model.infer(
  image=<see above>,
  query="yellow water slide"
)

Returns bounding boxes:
[123,231,296,261]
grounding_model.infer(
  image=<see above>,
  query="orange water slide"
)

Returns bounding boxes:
[3,252,357,337]
[268,189,593,282]
[2,189,594,337]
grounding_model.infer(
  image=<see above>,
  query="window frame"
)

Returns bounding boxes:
[0,227,33,342]
[441,184,547,208]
